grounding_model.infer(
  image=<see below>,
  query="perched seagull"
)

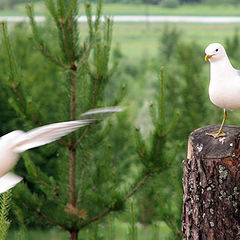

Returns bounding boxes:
[0,106,123,194]
[205,42,240,138]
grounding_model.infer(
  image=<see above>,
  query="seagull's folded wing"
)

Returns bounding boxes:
[0,173,23,194]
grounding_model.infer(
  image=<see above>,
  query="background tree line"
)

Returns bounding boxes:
[1,0,240,10]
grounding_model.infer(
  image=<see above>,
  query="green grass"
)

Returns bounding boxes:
[8,228,69,240]
[111,22,240,60]
[3,20,239,61]
[60,21,239,61]
[100,3,240,16]
[2,2,240,16]
[8,220,171,240]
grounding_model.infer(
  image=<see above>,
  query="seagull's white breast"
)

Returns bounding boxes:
[208,59,240,110]
[0,131,23,177]
[0,142,19,177]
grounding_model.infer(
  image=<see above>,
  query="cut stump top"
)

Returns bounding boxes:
[187,125,240,159]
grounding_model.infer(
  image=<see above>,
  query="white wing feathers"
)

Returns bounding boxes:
[0,106,124,193]
[0,173,23,194]
[13,119,93,153]
[81,106,125,118]
[12,106,124,153]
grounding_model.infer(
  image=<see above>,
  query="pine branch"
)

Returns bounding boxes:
[65,0,77,22]
[38,44,69,69]
[44,0,59,25]
[80,209,111,229]
[135,127,149,167]
[157,193,181,236]
[129,200,136,240]
[85,2,93,41]
[59,20,74,66]
[1,22,19,85]
[79,171,152,230]
[76,41,94,68]
[94,0,103,32]
[21,201,69,231]
[57,0,65,19]
[158,66,165,132]
[90,122,112,147]
[74,126,91,147]
[69,70,77,209]
[27,4,69,69]
[110,84,126,106]
[23,154,59,198]
[124,172,152,200]
[0,191,11,240]
[11,83,27,113]
[14,206,28,240]
[92,74,100,108]
[152,136,162,165]
[1,21,42,125]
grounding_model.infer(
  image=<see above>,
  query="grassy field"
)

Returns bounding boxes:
[8,220,171,240]
[97,22,239,60]
[5,20,237,61]
[1,2,240,16]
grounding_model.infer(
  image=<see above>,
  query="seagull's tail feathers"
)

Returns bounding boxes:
[0,173,23,194]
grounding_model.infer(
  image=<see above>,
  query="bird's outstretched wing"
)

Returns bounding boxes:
[13,119,93,152]
[81,106,125,119]
[13,106,124,153]
[0,173,23,194]
[236,70,240,77]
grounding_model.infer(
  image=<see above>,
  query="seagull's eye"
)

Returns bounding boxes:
[215,49,219,52]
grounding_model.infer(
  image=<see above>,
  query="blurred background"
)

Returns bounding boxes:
[1,0,240,239]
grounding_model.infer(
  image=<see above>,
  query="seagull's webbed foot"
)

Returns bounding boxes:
[207,130,227,138]
[207,109,228,138]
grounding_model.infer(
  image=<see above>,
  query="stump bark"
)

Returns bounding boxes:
[182,125,240,240]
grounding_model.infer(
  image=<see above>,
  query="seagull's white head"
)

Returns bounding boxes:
[205,43,227,63]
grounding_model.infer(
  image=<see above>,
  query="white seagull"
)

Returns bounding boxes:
[205,42,240,138]
[0,106,123,193]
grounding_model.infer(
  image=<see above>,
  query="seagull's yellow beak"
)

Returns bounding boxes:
[205,54,212,61]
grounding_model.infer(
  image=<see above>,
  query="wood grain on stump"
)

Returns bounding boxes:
[182,125,240,240]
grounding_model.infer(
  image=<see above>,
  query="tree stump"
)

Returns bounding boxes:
[182,125,240,240]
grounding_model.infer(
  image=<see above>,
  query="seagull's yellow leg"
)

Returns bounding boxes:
[208,109,227,138]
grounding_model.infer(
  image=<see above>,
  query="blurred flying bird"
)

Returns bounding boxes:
[205,42,240,138]
[0,106,123,193]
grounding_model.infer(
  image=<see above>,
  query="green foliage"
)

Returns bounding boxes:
[135,68,180,172]
[0,191,12,240]
[225,29,240,64]
[14,206,28,240]
[161,0,179,8]
[133,66,182,239]
[159,26,181,62]
[0,0,28,9]
[128,200,137,240]
[205,0,240,5]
